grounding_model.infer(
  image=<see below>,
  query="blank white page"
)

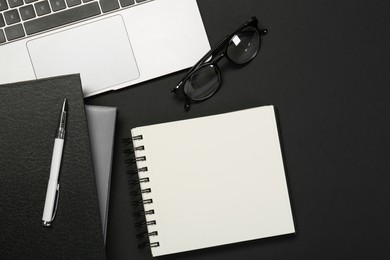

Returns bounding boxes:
[131,106,295,257]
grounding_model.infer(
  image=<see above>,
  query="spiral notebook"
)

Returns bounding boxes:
[129,105,295,257]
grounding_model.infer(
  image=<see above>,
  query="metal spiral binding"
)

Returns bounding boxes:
[131,199,153,207]
[125,156,146,165]
[123,145,145,155]
[124,134,159,249]
[138,242,160,249]
[133,209,155,218]
[126,166,148,175]
[128,177,149,185]
[136,231,158,238]
[130,188,151,196]
[134,220,156,228]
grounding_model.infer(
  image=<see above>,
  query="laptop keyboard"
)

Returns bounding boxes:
[0,0,151,44]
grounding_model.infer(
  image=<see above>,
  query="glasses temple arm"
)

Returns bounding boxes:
[184,97,190,111]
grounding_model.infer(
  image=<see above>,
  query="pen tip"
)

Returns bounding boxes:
[62,98,68,111]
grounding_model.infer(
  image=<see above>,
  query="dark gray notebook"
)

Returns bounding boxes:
[85,105,117,244]
[0,75,105,259]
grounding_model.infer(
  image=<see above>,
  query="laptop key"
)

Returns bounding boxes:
[5,23,24,40]
[20,5,36,21]
[25,0,38,3]
[119,0,134,7]
[0,14,5,27]
[66,0,81,7]
[35,1,51,16]
[0,0,8,11]
[4,9,20,25]
[0,29,5,43]
[24,2,101,35]
[50,0,66,11]
[100,0,119,13]
[7,0,23,8]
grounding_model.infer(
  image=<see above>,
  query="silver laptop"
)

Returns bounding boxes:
[0,0,210,96]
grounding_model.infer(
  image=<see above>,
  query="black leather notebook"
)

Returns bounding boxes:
[0,75,105,259]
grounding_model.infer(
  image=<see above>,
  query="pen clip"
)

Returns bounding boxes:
[51,184,60,221]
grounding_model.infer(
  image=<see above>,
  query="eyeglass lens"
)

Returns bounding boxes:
[183,64,221,101]
[227,26,260,64]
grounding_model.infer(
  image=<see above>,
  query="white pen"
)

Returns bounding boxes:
[42,98,68,227]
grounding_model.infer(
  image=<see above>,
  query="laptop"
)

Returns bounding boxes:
[0,0,210,96]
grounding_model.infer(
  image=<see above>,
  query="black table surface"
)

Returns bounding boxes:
[86,0,390,259]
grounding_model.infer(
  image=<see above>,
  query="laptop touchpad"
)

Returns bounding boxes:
[27,15,140,96]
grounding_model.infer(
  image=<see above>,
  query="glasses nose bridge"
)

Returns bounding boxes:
[204,52,226,65]
[212,53,226,64]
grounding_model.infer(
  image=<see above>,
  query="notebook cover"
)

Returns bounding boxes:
[131,106,295,257]
[85,105,117,244]
[0,75,106,259]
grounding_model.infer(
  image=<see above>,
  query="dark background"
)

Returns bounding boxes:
[86,0,390,259]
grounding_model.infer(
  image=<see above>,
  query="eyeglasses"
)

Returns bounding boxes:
[171,16,267,111]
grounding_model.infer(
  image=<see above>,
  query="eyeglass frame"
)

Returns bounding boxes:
[171,16,268,110]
